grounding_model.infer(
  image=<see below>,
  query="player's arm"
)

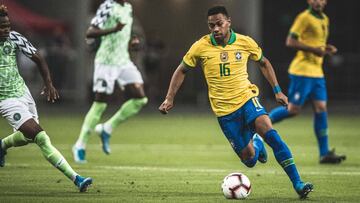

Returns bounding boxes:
[86,22,125,38]
[10,31,59,102]
[30,52,60,103]
[128,22,141,51]
[287,13,337,57]
[286,35,327,57]
[257,56,288,106]
[159,62,192,114]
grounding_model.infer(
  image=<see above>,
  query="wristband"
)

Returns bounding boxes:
[273,85,282,94]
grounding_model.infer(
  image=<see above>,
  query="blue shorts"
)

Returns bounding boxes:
[288,74,327,106]
[217,97,267,156]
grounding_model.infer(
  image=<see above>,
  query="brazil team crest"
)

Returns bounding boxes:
[220,52,228,62]
[235,51,242,61]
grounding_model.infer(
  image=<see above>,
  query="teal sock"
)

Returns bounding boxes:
[1,131,32,150]
[264,129,301,188]
[314,112,329,157]
[105,97,148,130]
[269,106,291,123]
[35,131,78,181]
[76,102,107,148]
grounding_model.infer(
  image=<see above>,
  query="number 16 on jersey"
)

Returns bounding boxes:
[220,63,230,77]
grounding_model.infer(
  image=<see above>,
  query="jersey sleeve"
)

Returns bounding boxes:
[9,31,37,58]
[182,41,201,68]
[90,0,114,28]
[246,36,263,62]
[289,13,308,39]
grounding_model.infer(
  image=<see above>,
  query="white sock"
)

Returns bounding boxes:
[74,140,86,149]
[103,123,113,134]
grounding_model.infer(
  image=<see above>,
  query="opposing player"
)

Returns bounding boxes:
[0,5,92,192]
[73,0,148,163]
[159,6,313,199]
[268,0,346,164]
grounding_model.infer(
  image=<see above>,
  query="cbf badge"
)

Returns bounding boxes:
[235,51,242,61]
[220,52,228,62]
[3,45,11,55]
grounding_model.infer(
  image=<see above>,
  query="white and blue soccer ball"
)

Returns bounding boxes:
[221,172,251,199]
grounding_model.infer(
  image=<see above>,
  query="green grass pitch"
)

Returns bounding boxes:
[0,111,359,202]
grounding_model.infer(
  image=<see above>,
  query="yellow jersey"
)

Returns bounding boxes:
[288,8,329,78]
[183,31,262,117]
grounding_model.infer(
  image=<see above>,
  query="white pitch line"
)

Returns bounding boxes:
[6,163,360,176]
[97,165,360,176]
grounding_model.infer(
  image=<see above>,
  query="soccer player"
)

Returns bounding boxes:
[72,0,148,163]
[0,5,92,192]
[268,0,346,164]
[159,6,313,199]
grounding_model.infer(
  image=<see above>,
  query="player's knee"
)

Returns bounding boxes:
[19,119,43,140]
[314,105,327,113]
[255,116,273,136]
[94,93,111,103]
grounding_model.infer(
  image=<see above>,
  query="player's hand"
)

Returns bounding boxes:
[312,47,326,57]
[159,98,174,114]
[275,92,288,107]
[114,22,126,32]
[130,36,141,51]
[325,44,338,55]
[40,83,60,103]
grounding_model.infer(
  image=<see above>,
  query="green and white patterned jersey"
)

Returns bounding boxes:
[91,0,133,66]
[0,31,37,101]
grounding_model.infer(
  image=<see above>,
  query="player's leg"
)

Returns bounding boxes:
[269,75,309,123]
[19,119,92,192]
[96,62,148,154]
[269,103,301,123]
[73,63,114,162]
[0,131,31,167]
[0,91,92,192]
[103,83,147,132]
[311,78,346,164]
[73,93,108,162]
[217,105,264,168]
[312,100,329,158]
[1,131,31,149]
[254,115,313,198]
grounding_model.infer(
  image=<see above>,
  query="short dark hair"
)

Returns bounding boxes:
[0,5,8,17]
[207,5,229,17]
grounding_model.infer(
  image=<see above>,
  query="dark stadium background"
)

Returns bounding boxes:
[4,0,360,111]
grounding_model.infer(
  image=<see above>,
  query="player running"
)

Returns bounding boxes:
[159,6,313,199]
[268,0,346,164]
[73,0,147,163]
[0,5,92,192]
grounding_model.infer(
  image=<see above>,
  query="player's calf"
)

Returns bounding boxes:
[253,134,267,163]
